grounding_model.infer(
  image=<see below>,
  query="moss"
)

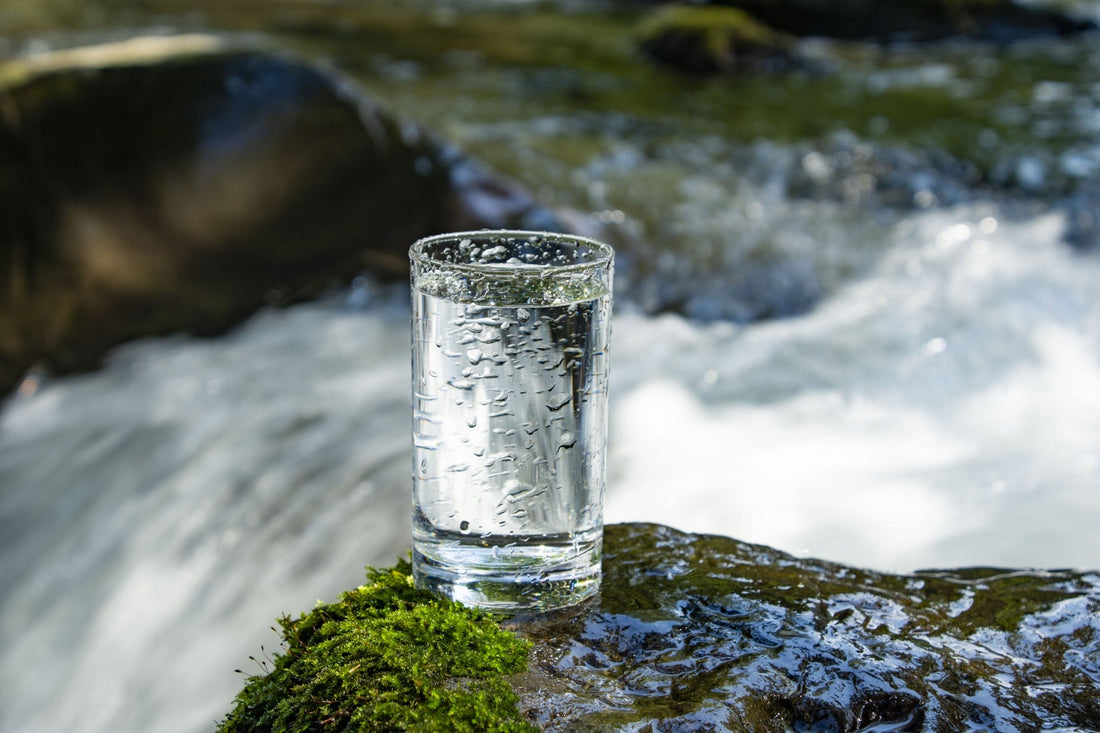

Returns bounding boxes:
[511,524,1100,730]
[218,560,535,733]
[638,5,781,49]
[636,5,796,74]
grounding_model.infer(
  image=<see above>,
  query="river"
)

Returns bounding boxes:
[2,1,1100,730]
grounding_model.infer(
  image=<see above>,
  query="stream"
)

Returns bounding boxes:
[2,1,1100,730]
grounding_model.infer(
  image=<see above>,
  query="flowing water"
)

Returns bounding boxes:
[2,0,1100,730]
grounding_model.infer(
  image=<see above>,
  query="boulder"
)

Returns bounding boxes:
[224,522,1100,731]
[638,6,804,75]
[701,0,1096,44]
[0,35,567,394]
[510,523,1100,729]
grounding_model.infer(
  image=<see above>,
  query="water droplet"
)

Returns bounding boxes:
[466,348,483,365]
[546,394,571,412]
[466,415,478,428]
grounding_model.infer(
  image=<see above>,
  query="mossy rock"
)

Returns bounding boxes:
[638,5,803,74]
[515,523,1100,730]
[0,35,567,395]
[226,523,1100,731]
[219,560,536,733]
[701,0,1096,43]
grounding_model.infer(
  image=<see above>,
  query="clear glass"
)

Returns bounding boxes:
[410,230,613,612]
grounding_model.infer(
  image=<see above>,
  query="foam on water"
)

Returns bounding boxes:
[0,297,414,733]
[607,205,1100,571]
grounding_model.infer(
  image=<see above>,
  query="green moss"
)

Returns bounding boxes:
[218,560,536,733]
[636,5,794,75]
[638,5,781,49]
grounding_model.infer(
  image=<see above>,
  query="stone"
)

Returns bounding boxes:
[637,5,805,75]
[0,35,567,394]
[636,0,1095,75]
[507,523,1100,731]
[224,523,1100,731]
[700,0,1096,44]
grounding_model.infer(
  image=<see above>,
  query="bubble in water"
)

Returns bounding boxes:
[480,245,508,260]
[459,520,470,532]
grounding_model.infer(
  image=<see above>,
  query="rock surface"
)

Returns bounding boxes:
[638,6,804,75]
[0,35,566,394]
[508,523,1100,731]
[701,0,1096,43]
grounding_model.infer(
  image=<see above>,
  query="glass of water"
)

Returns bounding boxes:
[410,230,613,612]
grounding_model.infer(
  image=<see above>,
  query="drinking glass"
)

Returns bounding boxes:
[410,230,613,612]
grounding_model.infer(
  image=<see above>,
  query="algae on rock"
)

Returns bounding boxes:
[512,523,1100,731]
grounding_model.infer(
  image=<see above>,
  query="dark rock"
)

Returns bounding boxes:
[507,523,1100,731]
[1063,180,1100,252]
[703,0,1096,43]
[0,35,567,394]
[638,5,805,75]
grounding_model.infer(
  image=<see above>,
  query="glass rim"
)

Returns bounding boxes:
[409,229,614,276]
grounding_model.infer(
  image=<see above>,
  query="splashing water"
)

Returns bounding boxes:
[607,205,1100,571]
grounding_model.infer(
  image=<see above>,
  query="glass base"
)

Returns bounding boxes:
[412,528,602,613]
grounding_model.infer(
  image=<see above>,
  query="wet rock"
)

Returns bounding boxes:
[1063,180,1100,252]
[637,0,1095,74]
[638,5,805,75]
[508,523,1100,731]
[701,0,1096,44]
[0,35,566,394]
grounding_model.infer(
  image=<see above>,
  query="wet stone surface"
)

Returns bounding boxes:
[507,523,1100,731]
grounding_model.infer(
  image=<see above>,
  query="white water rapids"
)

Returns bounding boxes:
[2,201,1099,731]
